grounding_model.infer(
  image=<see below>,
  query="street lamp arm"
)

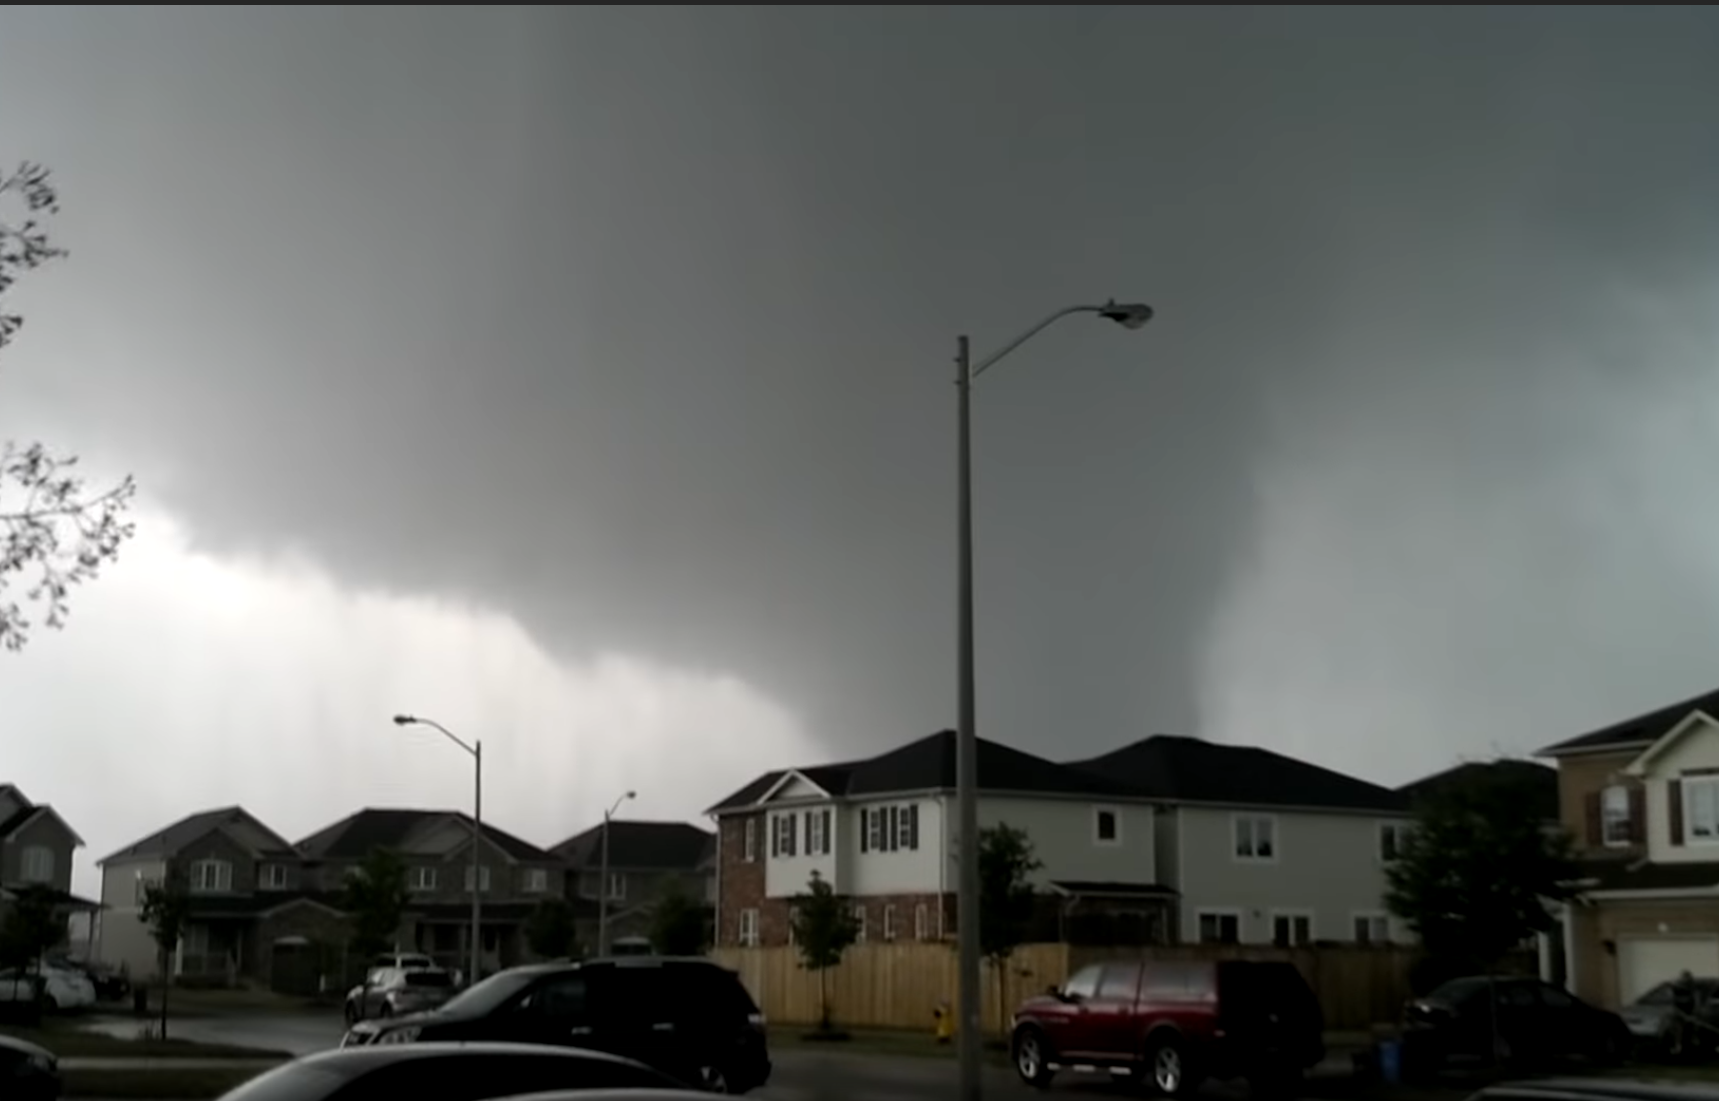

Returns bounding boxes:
[969,305,1097,380]
[397,714,478,758]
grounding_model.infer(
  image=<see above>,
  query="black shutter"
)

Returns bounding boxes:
[1584,791,1603,847]
[860,809,870,853]
[888,806,899,852]
[1671,779,1686,847]
[1628,786,1646,845]
[822,809,832,854]
[908,805,920,850]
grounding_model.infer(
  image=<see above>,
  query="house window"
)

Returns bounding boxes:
[1093,807,1121,846]
[1197,911,1240,945]
[463,866,492,893]
[1272,912,1313,947]
[852,904,867,943]
[738,908,759,947]
[770,813,799,858]
[20,846,52,883]
[1233,814,1277,861]
[860,805,920,853]
[607,873,626,900]
[1601,785,1633,847]
[805,808,832,856]
[409,867,437,892]
[524,868,548,893]
[883,904,898,942]
[1379,823,1411,862]
[260,863,288,890]
[742,819,758,862]
[1687,777,1719,842]
[914,903,929,941]
[1353,913,1390,945]
[189,859,232,894]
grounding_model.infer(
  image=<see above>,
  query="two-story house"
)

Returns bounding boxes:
[550,820,714,947]
[1539,688,1719,1009]
[295,807,567,975]
[1067,736,1416,946]
[95,805,318,984]
[707,730,1167,949]
[0,784,95,949]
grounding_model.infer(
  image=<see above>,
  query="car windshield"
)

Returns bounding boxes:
[436,970,540,1016]
[1426,978,1490,1005]
[404,971,453,988]
[1637,983,1675,1005]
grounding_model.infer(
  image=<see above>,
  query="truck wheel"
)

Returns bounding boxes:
[1145,1035,1192,1097]
[1013,1027,1056,1089]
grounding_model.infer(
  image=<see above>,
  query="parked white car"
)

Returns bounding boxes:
[10,964,96,1011]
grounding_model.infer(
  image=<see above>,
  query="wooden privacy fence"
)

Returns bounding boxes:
[710,942,1528,1033]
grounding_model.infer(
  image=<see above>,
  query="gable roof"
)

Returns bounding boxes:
[1,805,87,849]
[295,808,553,863]
[552,821,714,869]
[100,806,296,865]
[706,730,1141,814]
[1399,759,1560,821]
[1067,735,1408,813]
[1538,687,1719,757]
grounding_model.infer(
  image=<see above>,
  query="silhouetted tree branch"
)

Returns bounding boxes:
[0,161,137,650]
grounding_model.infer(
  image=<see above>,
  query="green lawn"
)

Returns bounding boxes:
[61,1065,266,1100]
[0,1020,291,1060]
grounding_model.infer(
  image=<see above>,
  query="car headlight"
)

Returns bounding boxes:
[378,1027,421,1044]
[30,1052,55,1072]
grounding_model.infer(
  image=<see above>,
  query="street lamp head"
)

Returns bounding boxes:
[1098,300,1154,331]
[624,790,637,801]
[392,714,416,727]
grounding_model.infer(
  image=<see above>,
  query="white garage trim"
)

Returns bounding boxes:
[1616,935,1719,1005]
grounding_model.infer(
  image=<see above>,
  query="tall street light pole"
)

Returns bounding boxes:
[597,790,636,956]
[953,300,1153,1101]
[394,714,483,987]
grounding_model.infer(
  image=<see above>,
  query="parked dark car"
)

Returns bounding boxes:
[1009,958,1325,1096]
[214,1042,681,1101]
[0,1031,60,1101]
[340,956,771,1094]
[1620,978,1719,1057]
[345,966,457,1024]
[1401,977,1631,1073]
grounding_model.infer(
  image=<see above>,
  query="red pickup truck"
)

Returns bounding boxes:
[1009,958,1325,1096]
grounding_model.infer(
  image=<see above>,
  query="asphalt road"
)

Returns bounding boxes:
[77,1012,1270,1100]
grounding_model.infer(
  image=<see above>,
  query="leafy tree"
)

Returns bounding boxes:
[342,849,410,960]
[1386,770,1576,969]
[789,870,859,1033]
[140,871,192,1039]
[0,161,137,651]
[978,823,1042,1036]
[0,884,65,997]
[524,896,578,960]
[649,878,709,956]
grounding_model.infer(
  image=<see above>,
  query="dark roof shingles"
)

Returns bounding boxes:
[1539,687,1719,756]
[295,809,554,863]
[1068,735,1408,813]
[101,807,293,864]
[553,821,714,870]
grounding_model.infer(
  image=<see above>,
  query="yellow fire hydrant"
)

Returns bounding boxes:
[933,1000,954,1044]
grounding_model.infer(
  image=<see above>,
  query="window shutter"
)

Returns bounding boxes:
[887,806,899,852]
[821,809,832,854]
[908,805,920,850]
[787,813,798,856]
[1584,791,1603,846]
[1671,779,1686,846]
[860,809,870,853]
[1628,785,1646,844]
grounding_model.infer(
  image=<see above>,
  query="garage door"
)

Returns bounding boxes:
[1617,936,1719,1004]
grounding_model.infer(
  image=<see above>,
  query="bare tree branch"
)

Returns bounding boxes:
[0,161,137,650]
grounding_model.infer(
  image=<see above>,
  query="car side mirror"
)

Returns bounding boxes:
[1045,984,1061,999]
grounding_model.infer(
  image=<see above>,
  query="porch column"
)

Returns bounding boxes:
[1560,904,1578,993]
[1537,929,1553,983]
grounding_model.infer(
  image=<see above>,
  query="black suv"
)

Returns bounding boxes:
[341,956,770,1094]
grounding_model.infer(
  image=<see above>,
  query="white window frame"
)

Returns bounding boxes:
[738,908,759,947]
[1601,785,1632,847]
[1352,911,1391,945]
[806,808,830,856]
[1686,777,1719,844]
[260,863,289,890]
[607,872,626,900]
[19,846,53,883]
[742,818,757,862]
[883,904,897,942]
[1092,806,1122,847]
[1271,909,1315,947]
[1378,822,1411,863]
[852,904,867,943]
[914,903,929,941]
[1195,908,1243,945]
[409,866,438,892]
[524,868,549,893]
[770,812,799,858]
[1232,813,1278,862]
[463,865,493,893]
[189,859,233,894]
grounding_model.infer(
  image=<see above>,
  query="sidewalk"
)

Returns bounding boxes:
[60,1056,286,1071]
